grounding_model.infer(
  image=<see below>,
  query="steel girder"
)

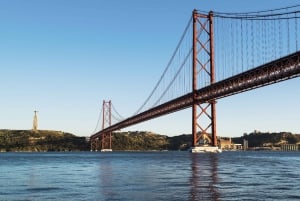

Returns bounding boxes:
[195,51,300,102]
[91,51,300,141]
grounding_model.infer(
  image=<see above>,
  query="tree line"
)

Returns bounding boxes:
[0,129,89,152]
[1,129,299,152]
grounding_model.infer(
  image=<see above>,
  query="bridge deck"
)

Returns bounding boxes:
[91,51,300,139]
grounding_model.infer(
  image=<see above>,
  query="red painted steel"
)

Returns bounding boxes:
[91,51,300,141]
[192,10,198,147]
[91,100,112,151]
[90,10,300,146]
[192,10,217,147]
[209,11,217,146]
[90,138,97,151]
[101,100,112,150]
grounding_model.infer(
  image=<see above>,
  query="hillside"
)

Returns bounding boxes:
[112,131,300,150]
[232,131,300,147]
[112,131,167,150]
[111,131,193,151]
[1,129,299,152]
[0,129,89,152]
[0,130,190,152]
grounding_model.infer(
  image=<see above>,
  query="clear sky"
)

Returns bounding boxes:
[1,0,299,137]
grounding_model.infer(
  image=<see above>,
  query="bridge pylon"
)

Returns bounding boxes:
[90,100,112,152]
[192,10,217,149]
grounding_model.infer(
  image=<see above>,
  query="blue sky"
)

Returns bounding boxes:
[1,0,299,137]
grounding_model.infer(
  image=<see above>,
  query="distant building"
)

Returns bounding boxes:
[281,144,299,151]
[219,138,232,150]
[233,144,243,150]
[219,137,243,150]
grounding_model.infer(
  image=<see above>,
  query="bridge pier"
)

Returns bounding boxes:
[90,134,112,152]
[90,137,99,151]
[101,132,112,152]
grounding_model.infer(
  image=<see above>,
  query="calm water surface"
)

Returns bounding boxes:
[0,151,300,201]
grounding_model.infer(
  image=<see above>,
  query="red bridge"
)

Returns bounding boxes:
[90,7,300,151]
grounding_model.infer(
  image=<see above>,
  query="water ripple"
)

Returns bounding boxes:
[0,151,300,200]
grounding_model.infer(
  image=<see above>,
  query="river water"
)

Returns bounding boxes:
[0,151,299,201]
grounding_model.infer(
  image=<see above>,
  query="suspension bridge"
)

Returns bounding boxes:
[90,6,300,152]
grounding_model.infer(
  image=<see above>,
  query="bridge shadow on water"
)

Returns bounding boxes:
[189,153,220,201]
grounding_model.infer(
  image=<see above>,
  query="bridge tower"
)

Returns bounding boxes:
[90,100,112,152]
[101,100,112,151]
[192,10,217,149]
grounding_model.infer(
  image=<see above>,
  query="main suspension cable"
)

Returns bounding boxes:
[134,16,193,115]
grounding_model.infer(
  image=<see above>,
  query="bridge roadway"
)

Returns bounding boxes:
[91,51,300,140]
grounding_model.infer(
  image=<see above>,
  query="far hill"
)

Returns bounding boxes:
[112,131,168,150]
[112,131,193,151]
[112,131,300,150]
[0,129,89,152]
[0,130,191,152]
[1,129,299,152]
[232,131,300,147]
